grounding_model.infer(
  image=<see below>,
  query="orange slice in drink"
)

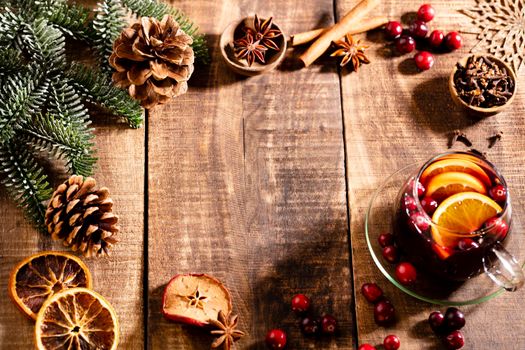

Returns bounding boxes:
[35,288,119,350]
[8,252,92,320]
[420,158,491,186]
[431,192,503,247]
[426,172,487,201]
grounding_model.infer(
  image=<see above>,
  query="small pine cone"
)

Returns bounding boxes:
[109,15,195,109]
[45,175,119,257]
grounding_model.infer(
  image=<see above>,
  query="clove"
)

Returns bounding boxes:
[487,131,503,149]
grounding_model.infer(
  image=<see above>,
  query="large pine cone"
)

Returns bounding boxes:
[45,176,119,257]
[109,15,195,109]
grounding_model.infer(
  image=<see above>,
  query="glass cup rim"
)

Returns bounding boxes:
[413,151,511,235]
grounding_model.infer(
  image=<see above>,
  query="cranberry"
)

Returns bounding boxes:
[378,232,395,247]
[384,21,403,40]
[383,334,401,350]
[402,195,417,212]
[361,283,383,303]
[358,345,376,350]
[458,238,479,251]
[321,314,337,335]
[265,329,287,349]
[484,216,509,239]
[444,32,462,50]
[291,294,310,314]
[414,51,434,71]
[382,245,399,264]
[420,196,438,215]
[444,307,465,331]
[374,298,396,326]
[395,262,417,285]
[428,30,444,49]
[489,184,507,203]
[395,35,416,54]
[443,330,465,349]
[417,4,435,22]
[409,212,430,233]
[428,311,446,333]
[409,20,429,38]
[410,179,426,198]
[300,316,320,336]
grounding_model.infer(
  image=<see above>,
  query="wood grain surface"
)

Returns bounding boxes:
[2,0,525,349]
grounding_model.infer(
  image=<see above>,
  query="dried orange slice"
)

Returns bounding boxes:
[431,192,502,247]
[8,251,92,320]
[426,172,487,201]
[35,288,119,350]
[420,158,491,186]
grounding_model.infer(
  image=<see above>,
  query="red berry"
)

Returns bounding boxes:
[409,212,430,233]
[300,316,320,336]
[428,30,444,49]
[385,21,403,40]
[428,311,445,333]
[409,20,429,38]
[378,232,394,247]
[417,4,435,22]
[361,283,383,303]
[489,184,507,203]
[444,32,462,50]
[374,298,396,326]
[395,262,417,285]
[291,294,310,314]
[444,307,466,331]
[395,35,416,54]
[484,216,509,240]
[410,179,426,198]
[443,330,465,349]
[402,195,417,212]
[383,334,401,350]
[458,238,479,251]
[321,314,337,335]
[382,245,399,264]
[358,345,377,350]
[414,51,434,71]
[265,329,287,349]
[421,196,438,215]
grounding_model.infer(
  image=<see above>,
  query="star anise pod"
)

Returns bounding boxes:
[245,14,283,50]
[210,310,245,350]
[331,34,370,71]
[233,32,267,66]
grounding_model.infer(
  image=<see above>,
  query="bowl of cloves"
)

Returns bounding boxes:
[449,54,517,117]
[220,15,287,76]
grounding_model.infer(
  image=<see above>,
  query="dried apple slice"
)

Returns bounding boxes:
[162,274,232,327]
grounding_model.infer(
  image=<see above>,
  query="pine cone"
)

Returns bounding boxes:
[45,176,119,257]
[109,15,195,109]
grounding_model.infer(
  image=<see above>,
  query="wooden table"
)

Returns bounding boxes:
[1,0,524,349]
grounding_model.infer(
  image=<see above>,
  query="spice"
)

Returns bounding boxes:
[453,55,515,108]
[244,15,282,50]
[449,130,472,148]
[210,310,245,350]
[487,131,503,148]
[233,32,267,66]
[331,34,370,70]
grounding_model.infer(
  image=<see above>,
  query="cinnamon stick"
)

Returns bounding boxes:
[300,0,380,67]
[291,16,388,47]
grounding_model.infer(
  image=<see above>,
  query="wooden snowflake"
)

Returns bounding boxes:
[462,0,525,72]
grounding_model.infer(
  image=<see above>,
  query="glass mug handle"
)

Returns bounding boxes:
[483,243,525,291]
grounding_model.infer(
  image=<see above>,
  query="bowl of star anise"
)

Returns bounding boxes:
[449,54,517,117]
[220,15,287,76]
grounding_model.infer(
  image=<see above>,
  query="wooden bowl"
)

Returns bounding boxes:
[220,16,287,76]
[449,54,517,118]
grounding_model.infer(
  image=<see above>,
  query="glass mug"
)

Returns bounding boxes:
[393,151,524,291]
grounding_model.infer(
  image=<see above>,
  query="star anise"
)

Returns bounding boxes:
[331,34,370,71]
[210,310,245,350]
[233,32,267,66]
[245,14,283,50]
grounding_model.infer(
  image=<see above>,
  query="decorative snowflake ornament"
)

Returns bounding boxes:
[462,0,525,72]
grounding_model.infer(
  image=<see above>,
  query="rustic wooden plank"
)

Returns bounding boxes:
[148,0,352,348]
[339,0,525,348]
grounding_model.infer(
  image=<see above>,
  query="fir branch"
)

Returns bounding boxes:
[20,18,65,70]
[47,2,94,41]
[0,7,24,46]
[0,47,23,84]
[92,0,126,71]
[67,63,144,128]
[47,77,92,127]
[0,141,53,230]
[18,113,97,176]
[122,0,209,63]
